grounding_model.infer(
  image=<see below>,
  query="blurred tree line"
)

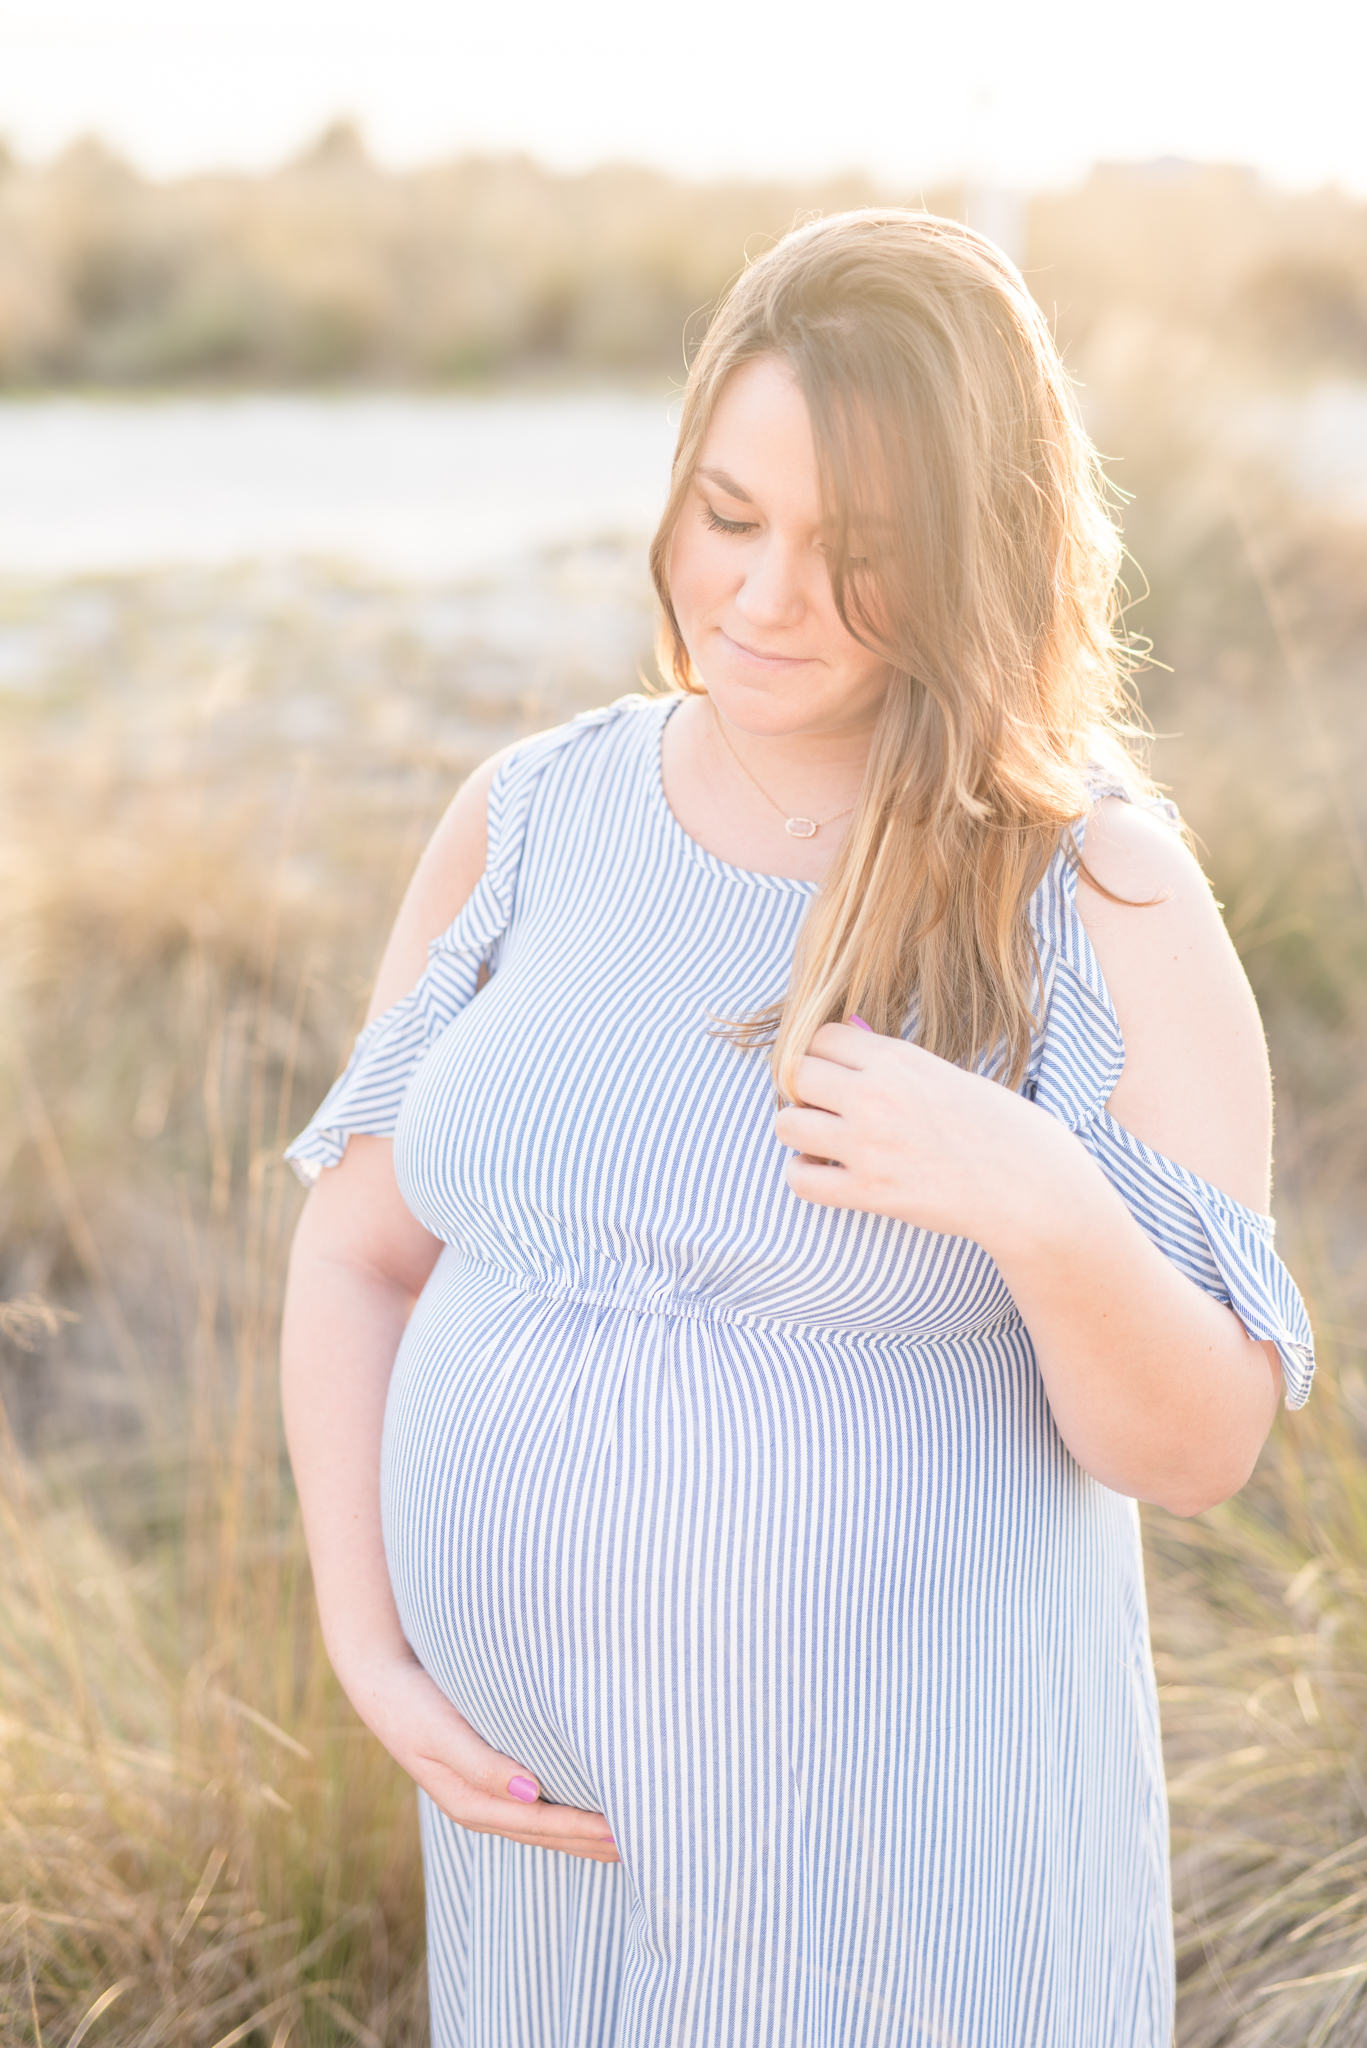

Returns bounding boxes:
[1,121,1366,386]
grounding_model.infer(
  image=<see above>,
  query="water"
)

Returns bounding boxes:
[4,382,1364,584]
[0,391,680,577]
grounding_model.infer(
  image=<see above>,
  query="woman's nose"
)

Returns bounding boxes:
[735,534,808,629]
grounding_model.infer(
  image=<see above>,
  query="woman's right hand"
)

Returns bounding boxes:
[339,1643,620,1865]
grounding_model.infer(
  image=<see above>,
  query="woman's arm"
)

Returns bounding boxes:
[281,754,617,1862]
[776,801,1283,1519]
[1078,798,1272,1208]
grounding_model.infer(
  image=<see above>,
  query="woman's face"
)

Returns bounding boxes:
[668,354,894,741]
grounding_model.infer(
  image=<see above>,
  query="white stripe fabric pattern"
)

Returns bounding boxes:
[288,695,1314,2048]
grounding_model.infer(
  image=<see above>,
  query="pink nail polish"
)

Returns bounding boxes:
[507,1775,540,1804]
[849,1014,873,1033]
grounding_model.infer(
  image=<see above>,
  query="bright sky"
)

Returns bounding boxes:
[0,0,1363,196]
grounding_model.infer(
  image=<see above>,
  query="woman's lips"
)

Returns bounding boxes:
[719,628,814,668]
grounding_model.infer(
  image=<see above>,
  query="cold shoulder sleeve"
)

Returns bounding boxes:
[1075,1110,1314,1407]
[284,711,612,1186]
[1026,788,1316,1409]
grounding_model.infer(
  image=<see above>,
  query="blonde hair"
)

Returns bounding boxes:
[648,208,1150,1095]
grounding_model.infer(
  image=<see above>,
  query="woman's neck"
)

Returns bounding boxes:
[658,693,873,883]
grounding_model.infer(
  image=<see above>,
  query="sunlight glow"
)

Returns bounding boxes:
[0,0,1363,193]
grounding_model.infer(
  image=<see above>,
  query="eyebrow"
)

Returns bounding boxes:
[696,466,754,504]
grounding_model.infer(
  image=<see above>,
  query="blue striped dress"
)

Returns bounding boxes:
[287,694,1314,2048]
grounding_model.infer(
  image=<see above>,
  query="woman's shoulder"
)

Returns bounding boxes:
[443,692,662,878]
[364,696,660,1018]
[1074,791,1219,958]
[1077,788,1195,901]
[496,691,662,785]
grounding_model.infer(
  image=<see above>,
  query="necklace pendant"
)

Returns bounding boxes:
[785,816,819,839]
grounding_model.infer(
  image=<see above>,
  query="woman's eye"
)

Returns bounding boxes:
[704,505,754,536]
[816,535,872,567]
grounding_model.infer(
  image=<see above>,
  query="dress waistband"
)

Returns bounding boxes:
[438,1249,1028,1353]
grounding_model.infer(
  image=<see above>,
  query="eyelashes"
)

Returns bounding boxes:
[705,505,754,536]
[701,497,876,569]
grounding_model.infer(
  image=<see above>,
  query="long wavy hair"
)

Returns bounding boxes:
[648,208,1152,1096]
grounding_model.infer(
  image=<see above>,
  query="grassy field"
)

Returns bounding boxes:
[2,324,1367,2040]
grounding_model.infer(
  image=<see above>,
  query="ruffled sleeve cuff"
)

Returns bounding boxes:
[283,915,495,1185]
[284,746,533,1184]
[1079,1110,1316,1409]
[286,986,437,1185]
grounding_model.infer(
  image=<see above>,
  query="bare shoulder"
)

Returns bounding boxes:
[1074,797,1272,1212]
[364,743,517,1021]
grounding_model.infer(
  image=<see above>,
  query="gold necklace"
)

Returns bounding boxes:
[711,706,857,840]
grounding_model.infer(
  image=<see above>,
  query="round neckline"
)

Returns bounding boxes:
[648,697,819,897]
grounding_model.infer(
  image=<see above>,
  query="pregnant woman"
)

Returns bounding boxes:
[281,212,1314,2047]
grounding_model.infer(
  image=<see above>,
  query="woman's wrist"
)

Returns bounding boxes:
[965,1097,1105,1268]
[328,1630,428,1739]
[319,1590,417,1695]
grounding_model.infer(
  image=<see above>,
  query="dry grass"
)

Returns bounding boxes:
[0,882,431,2040]
[1149,1339,1367,2044]
[0,594,436,2037]
[0,1265,429,2047]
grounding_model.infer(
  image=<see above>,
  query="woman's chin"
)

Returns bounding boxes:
[701,675,884,745]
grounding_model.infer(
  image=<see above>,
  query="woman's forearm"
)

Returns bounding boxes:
[280,1198,618,1859]
[280,1224,417,1687]
[986,1119,1282,1517]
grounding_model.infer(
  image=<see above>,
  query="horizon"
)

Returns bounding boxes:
[0,124,1333,211]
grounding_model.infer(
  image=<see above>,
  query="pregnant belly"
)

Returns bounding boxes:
[379,1250,1163,2038]
[381,1245,1085,1791]
[382,1252,658,1809]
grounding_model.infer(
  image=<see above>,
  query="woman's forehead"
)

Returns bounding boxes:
[698,365,900,520]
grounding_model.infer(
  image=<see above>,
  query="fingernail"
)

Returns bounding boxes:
[507,1775,540,1804]
[848,1014,873,1032]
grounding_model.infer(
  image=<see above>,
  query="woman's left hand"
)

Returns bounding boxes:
[775,1020,1057,1246]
